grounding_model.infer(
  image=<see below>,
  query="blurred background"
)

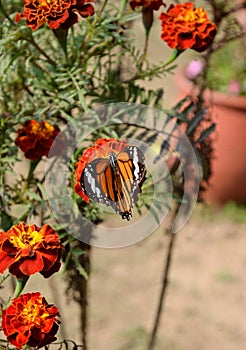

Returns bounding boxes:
[1,3,246,350]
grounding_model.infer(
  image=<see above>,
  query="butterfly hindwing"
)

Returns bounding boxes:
[80,146,146,220]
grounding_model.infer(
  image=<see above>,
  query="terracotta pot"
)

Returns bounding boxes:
[175,70,246,204]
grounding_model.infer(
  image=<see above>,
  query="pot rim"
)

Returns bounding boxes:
[176,69,246,112]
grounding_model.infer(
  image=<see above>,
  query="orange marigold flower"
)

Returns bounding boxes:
[159,2,217,52]
[15,120,65,160]
[74,138,128,201]
[15,0,94,31]
[1,292,60,349]
[130,0,164,11]
[0,223,63,279]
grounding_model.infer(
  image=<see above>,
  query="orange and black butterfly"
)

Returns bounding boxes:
[80,146,146,220]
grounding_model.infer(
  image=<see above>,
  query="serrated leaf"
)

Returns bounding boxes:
[196,123,216,143]
[186,109,207,135]
[36,183,47,198]
[74,258,88,280]
[148,205,160,225]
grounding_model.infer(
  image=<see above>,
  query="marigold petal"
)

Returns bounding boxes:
[159,2,217,52]
[38,248,60,268]
[47,10,70,29]
[15,135,37,153]
[0,252,15,273]
[41,259,61,278]
[19,253,44,276]
[76,3,95,16]
[130,0,164,11]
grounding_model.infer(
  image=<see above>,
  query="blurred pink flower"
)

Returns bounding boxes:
[185,59,203,80]
[228,80,240,95]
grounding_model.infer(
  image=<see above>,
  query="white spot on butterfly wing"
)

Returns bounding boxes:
[84,167,101,198]
[131,147,140,181]
[131,146,145,183]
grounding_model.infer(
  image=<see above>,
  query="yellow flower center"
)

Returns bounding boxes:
[21,298,49,324]
[182,8,206,24]
[10,229,44,249]
[22,299,41,323]
[39,0,55,9]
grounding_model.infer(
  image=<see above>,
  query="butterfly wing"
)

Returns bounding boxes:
[81,158,113,206]
[80,146,146,220]
[116,146,146,219]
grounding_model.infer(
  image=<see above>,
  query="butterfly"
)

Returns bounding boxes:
[80,146,146,220]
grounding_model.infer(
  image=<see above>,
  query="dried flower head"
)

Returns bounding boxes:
[2,292,60,349]
[15,120,65,160]
[159,2,217,52]
[130,0,164,11]
[0,223,63,279]
[15,0,94,30]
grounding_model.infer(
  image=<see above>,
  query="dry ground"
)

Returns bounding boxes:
[87,203,246,350]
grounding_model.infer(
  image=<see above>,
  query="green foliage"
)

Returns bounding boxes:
[207,38,246,95]
[222,202,246,224]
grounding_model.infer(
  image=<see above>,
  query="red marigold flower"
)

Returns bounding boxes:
[130,0,164,11]
[74,138,128,201]
[159,2,217,52]
[15,0,94,31]
[0,223,63,279]
[15,120,65,160]
[1,292,60,349]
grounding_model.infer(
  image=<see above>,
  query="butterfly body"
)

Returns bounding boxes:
[81,146,146,220]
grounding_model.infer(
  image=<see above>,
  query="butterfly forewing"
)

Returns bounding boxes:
[81,158,111,203]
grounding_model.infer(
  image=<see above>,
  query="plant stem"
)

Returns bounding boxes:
[13,276,29,299]
[140,27,150,69]
[163,48,182,68]
[98,0,109,17]
[147,203,180,350]
[118,0,128,18]
[0,0,16,26]
[25,37,57,66]
[65,241,91,349]
[19,159,40,199]
[122,48,182,83]
[5,276,29,308]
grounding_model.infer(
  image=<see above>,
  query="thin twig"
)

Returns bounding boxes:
[0,0,16,26]
[211,31,246,51]
[147,202,180,350]
[98,0,109,17]
[25,37,57,66]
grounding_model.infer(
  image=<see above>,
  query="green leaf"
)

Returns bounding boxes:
[148,205,160,225]
[74,258,89,280]
[37,183,47,199]
[53,28,68,56]
[196,123,216,143]
[186,109,207,135]
[0,210,13,231]
[25,190,42,201]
